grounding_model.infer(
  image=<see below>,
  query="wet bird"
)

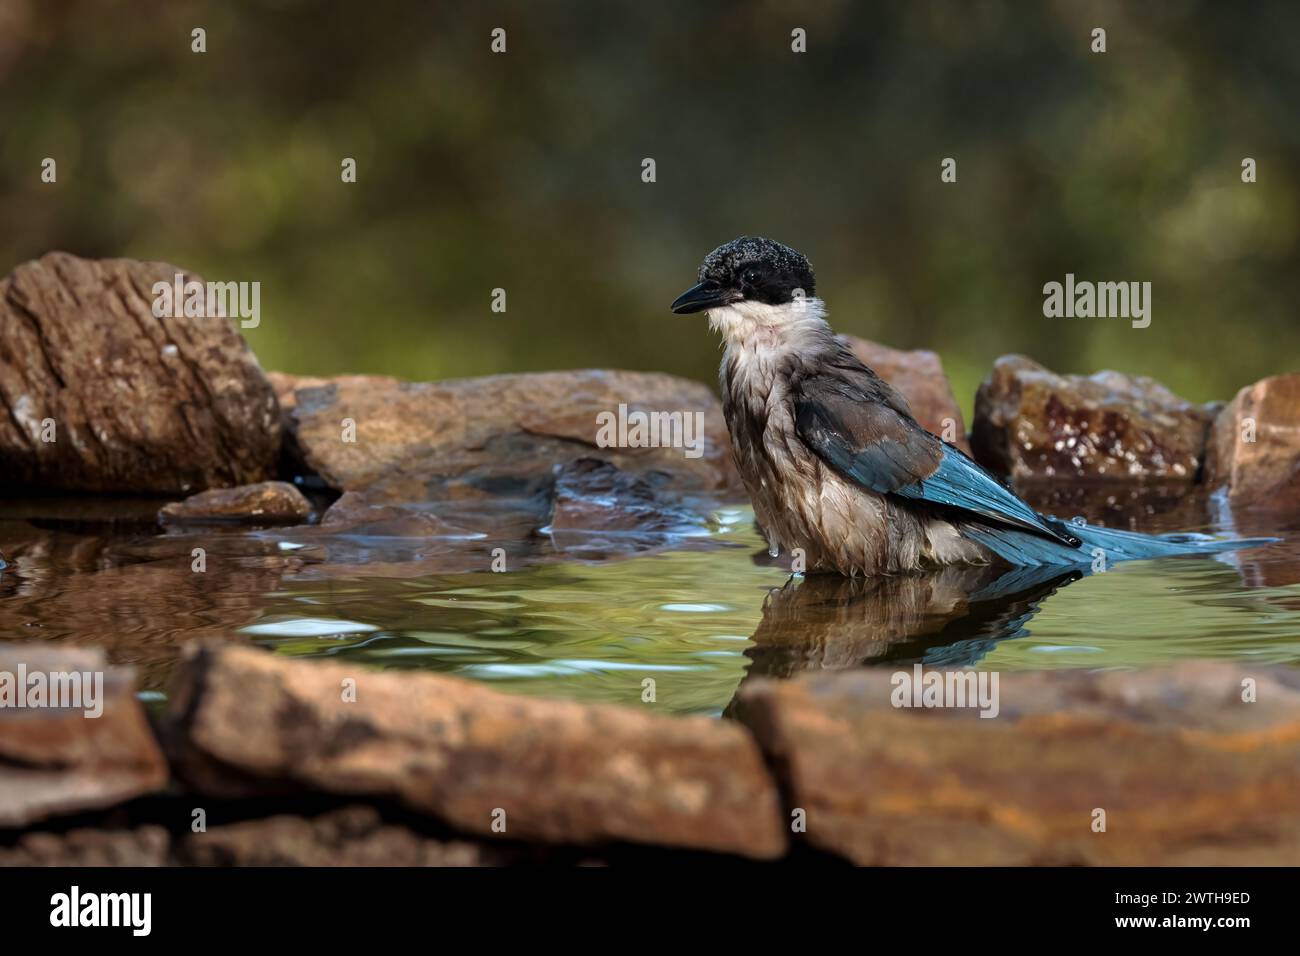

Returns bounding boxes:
[671,236,1270,576]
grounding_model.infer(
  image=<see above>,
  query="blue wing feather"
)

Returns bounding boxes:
[793,368,1274,567]
[892,447,1080,546]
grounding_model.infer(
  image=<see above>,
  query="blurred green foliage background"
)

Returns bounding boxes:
[2,0,1296,419]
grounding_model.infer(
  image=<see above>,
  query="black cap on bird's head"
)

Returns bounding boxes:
[670,237,815,314]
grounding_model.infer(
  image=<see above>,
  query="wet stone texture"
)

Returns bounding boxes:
[971,355,1215,482]
[0,644,169,827]
[843,336,970,452]
[164,644,788,859]
[548,457,710,534]
[1205,373,1300,509]
[158,481,314,525]
[737,662,1300,866]
[281,369,740,503]
[0,253,281,494]
[318,490,474,536]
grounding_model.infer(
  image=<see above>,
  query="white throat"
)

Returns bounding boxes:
[707,297,831,354]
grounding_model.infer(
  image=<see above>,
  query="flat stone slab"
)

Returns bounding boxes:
[0,643,169,827]
[282,369,740,502]
[164,644,787,858]
[737,662,1300,865]
[158,481,313,525]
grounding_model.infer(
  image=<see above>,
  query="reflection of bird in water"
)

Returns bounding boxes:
[738,562,1082,684]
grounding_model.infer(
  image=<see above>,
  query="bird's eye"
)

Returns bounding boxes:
[742,269,762,285]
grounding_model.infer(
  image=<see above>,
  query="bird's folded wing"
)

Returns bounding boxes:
[793,373,1079,546]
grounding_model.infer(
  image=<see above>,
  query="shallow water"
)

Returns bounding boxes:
[2,486,1298,716]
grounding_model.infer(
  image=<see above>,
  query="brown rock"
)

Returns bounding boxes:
[318,490,472,536]
[0,827,169,866]
[738,662,1300,865]
[971,355,1214,481]
[1205,374,1300,509]
[159,481,313,525]
[843,336,969,451]
[0,643,169,827]
[267,371,397,413]
[165,644,786,858]
[0,252,281,493]
[1014,478,1212,531]
[283,370,739,502]
[178,805,509,866]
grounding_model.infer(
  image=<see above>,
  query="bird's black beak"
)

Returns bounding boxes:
[670,281,730,315]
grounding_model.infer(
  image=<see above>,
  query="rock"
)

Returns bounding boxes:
[177,805,511,866]
[1205,374,1300,508]
[0,827,169,866]
[0,252,281,494]
[164,644,786,858]
[549,458,706,534]
[971,355,1214,482]
[0,643,169,827]
[159,481,313,525]
[283,370,739,502]
[843,337,969,451]
[304,479,725,575]
[737,662,1300,865]
[267,371,398,414]
[1013,478,1212,531]
[318,490,473,536]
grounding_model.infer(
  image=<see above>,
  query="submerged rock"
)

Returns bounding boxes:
[318,490,472,536]
[0,643,169,827]
[971,355,1214,482]
[159,481,313,525]
[737,662,1300,865]
[1205,373,1300,509]
[164,644,786,858]
[549,458,706,534]
[282,370,739,502]
[0,253,280,494]
[843,336,970,452]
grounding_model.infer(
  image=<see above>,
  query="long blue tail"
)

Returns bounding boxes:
[962,520,1276,568]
